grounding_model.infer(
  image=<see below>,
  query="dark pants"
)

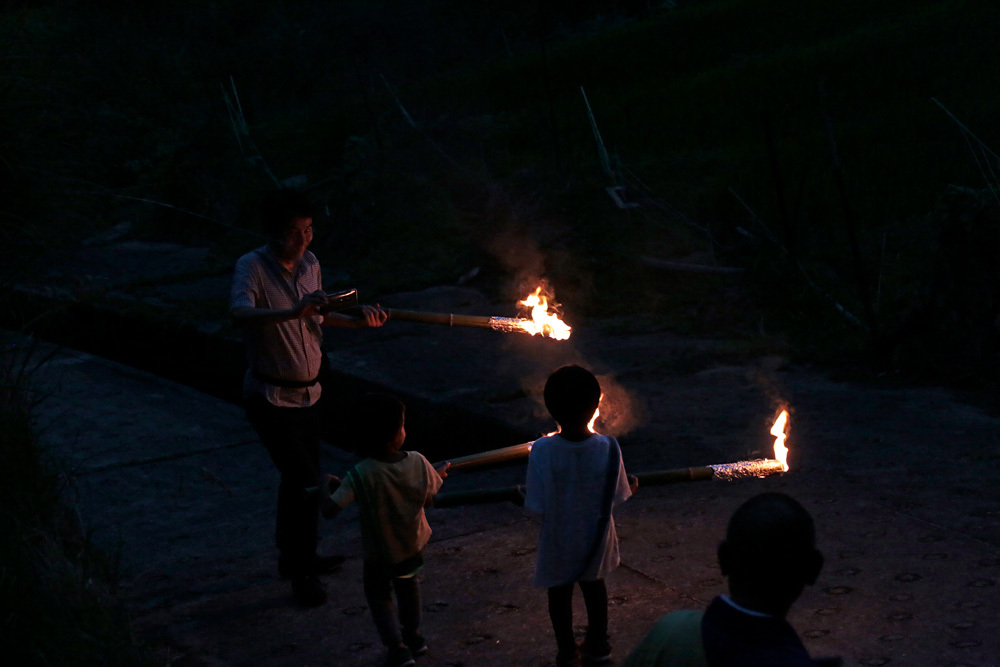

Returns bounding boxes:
[364,557,423,649]
[547,579,608,653]
[245,392,322,579]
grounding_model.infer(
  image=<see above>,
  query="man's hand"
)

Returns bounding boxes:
[434,461,451,480]
[320,302,388,329]
[356,304,388,328]
[628,474,639,494]
[295,290,332,319]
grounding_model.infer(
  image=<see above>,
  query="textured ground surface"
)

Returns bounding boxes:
[16,238,1000,666]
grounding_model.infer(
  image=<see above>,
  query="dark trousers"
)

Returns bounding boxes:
[547,579,608,653]
[245,393,322,578]
[364,558,423,649]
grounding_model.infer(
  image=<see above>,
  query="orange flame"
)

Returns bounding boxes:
[517,286,572,340]
[588,406,600,433]
[770,409,789,472]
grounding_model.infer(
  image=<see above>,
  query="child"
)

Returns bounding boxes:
[524,365,638,667]
[621,492,839,667]
[319,393,450,667]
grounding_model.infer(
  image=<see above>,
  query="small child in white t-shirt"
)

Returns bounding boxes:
[320,393,450,667]
[525,365,638,667]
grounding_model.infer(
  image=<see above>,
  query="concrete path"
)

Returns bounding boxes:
[23,324,1000,667]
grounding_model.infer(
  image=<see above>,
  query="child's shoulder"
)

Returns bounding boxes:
[532,432,616,455]
[402,450,431,465]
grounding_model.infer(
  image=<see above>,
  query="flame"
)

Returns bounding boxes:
[770,409,789,472]
[588,406,600,433]
[517,286,572,340]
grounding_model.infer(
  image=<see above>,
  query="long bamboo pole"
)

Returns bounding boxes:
[386,308,530,334]
[437,442,533,473]
[304,442,535,496]
[431,459,786,508]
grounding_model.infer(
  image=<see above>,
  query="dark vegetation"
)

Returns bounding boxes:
[5,0,1000,385]
[3,0,1000,661]
[0,338,155,665]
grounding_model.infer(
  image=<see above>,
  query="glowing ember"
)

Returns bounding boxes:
[770,409,790,472]
[708,458,785,481]
[516,286,572,340]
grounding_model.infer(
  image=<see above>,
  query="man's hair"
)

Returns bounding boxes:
[260,188,315,238]
[543,364,602,426]
[724,492,815,577]
[352,393,406,458]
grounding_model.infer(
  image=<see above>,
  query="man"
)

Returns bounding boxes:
[230,188,387,607]
[622,492,841,666]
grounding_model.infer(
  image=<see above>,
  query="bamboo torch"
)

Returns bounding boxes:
[431,409,791,507]
[385,285,572,340]
[440,441,534,473]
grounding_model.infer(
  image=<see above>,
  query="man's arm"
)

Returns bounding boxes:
[321,304,387,329]
[230,291,329,328]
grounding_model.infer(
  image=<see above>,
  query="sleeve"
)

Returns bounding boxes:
[612,438,632,506]
[306,253,323,291]
[620,611,706,667]
[418,453,443,497]
[523,445,545,514]
[330,468,358,509]
[230,254,260,311]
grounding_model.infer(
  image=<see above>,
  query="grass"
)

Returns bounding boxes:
[0,337,154,666]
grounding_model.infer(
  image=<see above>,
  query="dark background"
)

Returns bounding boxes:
[4,0,1000,391]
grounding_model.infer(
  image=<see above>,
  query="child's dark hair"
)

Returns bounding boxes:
[353,393,405,458]
[543,364,602,425]
[260,188,315,238]
[724,492,815,575]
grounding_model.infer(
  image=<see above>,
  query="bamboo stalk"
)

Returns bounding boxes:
[440,442,533,473]
[386,308,530,334]
[305,442,534,496]
[634,466,714,485]
[430,459,786,508]
[431,486,524,508]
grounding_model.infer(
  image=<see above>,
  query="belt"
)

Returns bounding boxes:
[252,369,320,389]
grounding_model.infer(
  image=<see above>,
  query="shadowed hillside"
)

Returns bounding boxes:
[4,0,1000,386]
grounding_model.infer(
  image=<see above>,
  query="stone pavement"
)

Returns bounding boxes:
[22,323,1000,667]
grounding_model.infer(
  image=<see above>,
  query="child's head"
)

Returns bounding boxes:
[543,364,602,430]
[353,393,406,459]
[718,492,823,616]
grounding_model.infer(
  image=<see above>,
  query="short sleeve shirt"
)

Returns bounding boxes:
[331,452,443,566]
[230,245,325,407]
[525,433,632,587]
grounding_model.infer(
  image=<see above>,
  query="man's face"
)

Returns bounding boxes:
[277,216,313,263]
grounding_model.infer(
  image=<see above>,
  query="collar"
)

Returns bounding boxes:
[720,595,773,619]
[262,243,311,276]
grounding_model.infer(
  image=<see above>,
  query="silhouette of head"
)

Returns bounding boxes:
[353,393,406,459]
[718,492,823,617]
[260,188,315,239]
[543,364,601,430]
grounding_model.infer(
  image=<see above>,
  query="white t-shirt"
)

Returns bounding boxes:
[332,451,443,566]
[525,433,632,587]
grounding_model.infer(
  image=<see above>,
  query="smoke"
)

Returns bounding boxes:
[478,186,642,437]
[486,225,548,298]
[516,365,645,439]
[594,372,644,438]
[746,355,792,428]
